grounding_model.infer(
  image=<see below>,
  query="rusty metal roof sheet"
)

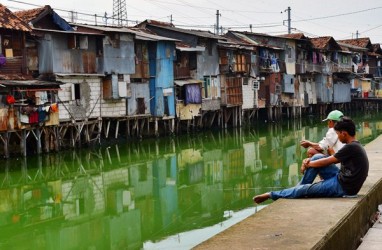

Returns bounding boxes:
[0,4,31,31]
[217,37,255,51]
[176,42,205,51]
[140,19,223,40]
[73,23,178,41]
[337,42,368,52]
[337,38,372,49]
[0,79,61,87]
[227,31,285,50]
[279,33,308,40]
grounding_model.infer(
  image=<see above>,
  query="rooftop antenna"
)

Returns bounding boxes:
[113,0,128,26]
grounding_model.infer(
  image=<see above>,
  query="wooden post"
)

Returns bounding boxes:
[115,120,119,139]
[70,126,75,148]
[54,126,59,151]
[127,119,130,137]
[155,118,158,137]
[36,128,42,154]
[105,120,110,139]
[1,133,10,158]
[21,130,27,157]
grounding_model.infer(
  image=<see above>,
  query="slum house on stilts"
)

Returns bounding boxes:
[16,5,106,149]
[137,20,230,130]
[338,38,382,111]
[217,35,259,124]
[0,4,61,158]
[225,31,287,121]
[73,24,178,138]
[308,37,352,114]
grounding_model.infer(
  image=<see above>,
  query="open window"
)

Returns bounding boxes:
[68,35,88,49]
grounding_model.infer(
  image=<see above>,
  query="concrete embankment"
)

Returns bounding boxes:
[194,135,382,250]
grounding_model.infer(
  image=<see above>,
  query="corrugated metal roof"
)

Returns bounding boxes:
[174,79,203,86]
[33,27,104,35]
[219,36,256,50]
[176,45,205,51]
[73,24,178,41]
[228,32,284,50]
[337,38,371,49]
[0,80,61,87]
[337,42,368,52]
[279,33,308,40]
[228,32,259,46]
[129,28,179,42]
[141,19,223,40]
[0,4,31,31]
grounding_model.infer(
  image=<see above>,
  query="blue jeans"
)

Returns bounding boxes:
[270,154,344,200]
[299,154,339,184]
[270,173,345,200]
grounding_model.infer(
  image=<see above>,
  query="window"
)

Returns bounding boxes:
[96,37,103,56]
[137,98,145,114]
[288,47,292,59]
[68,35,88,49]
[72,83,81,100]
[111,34,120,48]
[71,83,81,105]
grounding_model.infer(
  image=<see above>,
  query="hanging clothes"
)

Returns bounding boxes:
[312,52,317,64]
[29,111,39,123]
[38,107,46,122]
[185,84,202,105]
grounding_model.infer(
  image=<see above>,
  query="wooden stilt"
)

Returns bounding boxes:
[155,118,158,137]
[21,130,27,157]
[115,120,119,139]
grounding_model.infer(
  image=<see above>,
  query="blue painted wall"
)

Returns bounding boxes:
[149,41,176,117]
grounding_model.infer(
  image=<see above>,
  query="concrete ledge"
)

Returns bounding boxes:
[195,135,382,250]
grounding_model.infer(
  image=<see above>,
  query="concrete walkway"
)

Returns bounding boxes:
[194,135,382,250]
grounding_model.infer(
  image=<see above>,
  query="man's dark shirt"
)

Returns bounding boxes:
[334,141,369,195]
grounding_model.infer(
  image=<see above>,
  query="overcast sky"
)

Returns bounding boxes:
[4,0,382,43]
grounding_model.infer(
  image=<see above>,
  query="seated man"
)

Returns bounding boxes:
[253,117,369,204]
[300,110,345,156]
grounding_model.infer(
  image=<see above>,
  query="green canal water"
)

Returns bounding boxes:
[0,111,381,249]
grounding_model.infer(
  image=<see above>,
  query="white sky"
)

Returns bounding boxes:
[3,0,382,43]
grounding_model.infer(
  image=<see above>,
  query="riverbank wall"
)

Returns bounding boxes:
[194,135,382,249]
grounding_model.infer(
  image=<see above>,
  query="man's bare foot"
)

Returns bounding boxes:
[253,193,271,204]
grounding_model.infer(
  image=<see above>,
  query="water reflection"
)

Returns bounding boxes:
[0,113,382,249]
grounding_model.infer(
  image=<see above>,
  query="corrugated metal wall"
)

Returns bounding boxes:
[101,34,135,75]
[196,42,219,79]
[333,83,351,103]
[315,75,333,103]
[149,41,176,117]
[127,83,151,115]
[282,74,295,93]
